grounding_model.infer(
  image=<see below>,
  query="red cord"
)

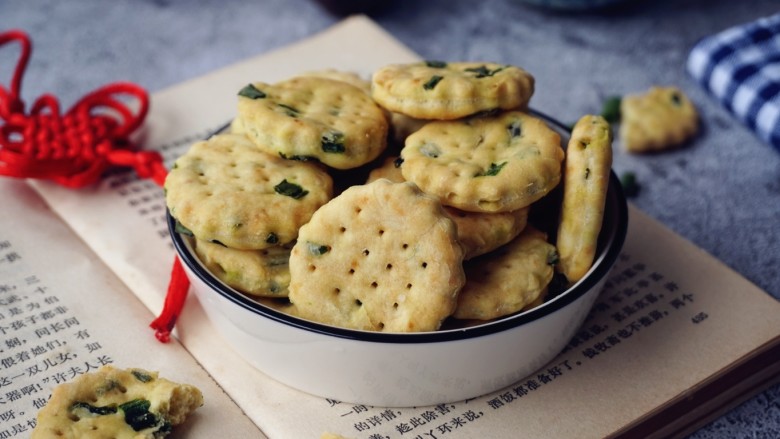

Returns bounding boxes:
[149,257,190,343]
[0,30,188,342]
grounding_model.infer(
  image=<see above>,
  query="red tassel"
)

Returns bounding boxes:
[149,256,190,343]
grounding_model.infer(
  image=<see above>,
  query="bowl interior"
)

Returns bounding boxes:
[169,110,629,343]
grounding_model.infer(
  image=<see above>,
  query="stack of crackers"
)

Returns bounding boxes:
[164,61,614,333]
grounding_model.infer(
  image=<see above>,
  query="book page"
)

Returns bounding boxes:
[26,15,780,439]
[0,179,263,438]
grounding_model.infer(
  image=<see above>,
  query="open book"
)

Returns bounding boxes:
[3,15,779,439]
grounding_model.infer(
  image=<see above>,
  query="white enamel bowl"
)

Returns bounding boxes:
[169,112,629,407]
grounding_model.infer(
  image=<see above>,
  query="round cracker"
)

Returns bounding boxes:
[237,76,388,169]
[453,226,556,320]
[288,179,465,332]
[367,156,529,259]
[371,61,535,120]
[400,110,564,212]
[194,239,292,297]
[446,206,529,260]
[165,133,333,250]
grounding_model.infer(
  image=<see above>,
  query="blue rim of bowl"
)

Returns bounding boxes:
[168,110,629,344]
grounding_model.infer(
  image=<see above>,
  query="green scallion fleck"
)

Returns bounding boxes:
[547,250,560,266]
[476,161,507,177]
[131,370,153,383]
[507,120,522,138]
[279,152,320,163]
[670,92,682,106]
[174,220,194,237]
[465,65,504,78]
[620,171,640,197]
[274,179,309,199]
[119,399,160,432]
[425,60,447,68]
[420,143,441,158]
[158,422,173,435]
[321,132,346,153]
[266,233,279,244]
[71,402,118,416]
[601,96,622,124]
[307,242,330,256]
[278,103,299,116]
[423,75,443,90]
[238,84,266,99]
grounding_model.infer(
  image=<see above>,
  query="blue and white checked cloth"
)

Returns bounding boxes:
[687,13,780,152]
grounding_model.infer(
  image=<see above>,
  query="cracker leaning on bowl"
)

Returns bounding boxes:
[165,60,614,333]
[557,115,613,284]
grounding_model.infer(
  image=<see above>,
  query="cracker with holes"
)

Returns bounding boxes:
[165,133,333,250]
[237,76,388,169]
[32,365,203,439]
[288,179,465,332]
[454,226,556,320]
[371,61,535,120]
[557,115,613,284]
[194,239,292,297]
[399,110,564,213]
[619,86,699,153]
[367,156,529,259]
[296,70,396,143]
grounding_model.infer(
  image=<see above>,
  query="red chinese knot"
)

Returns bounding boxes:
[0,30,188,343]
